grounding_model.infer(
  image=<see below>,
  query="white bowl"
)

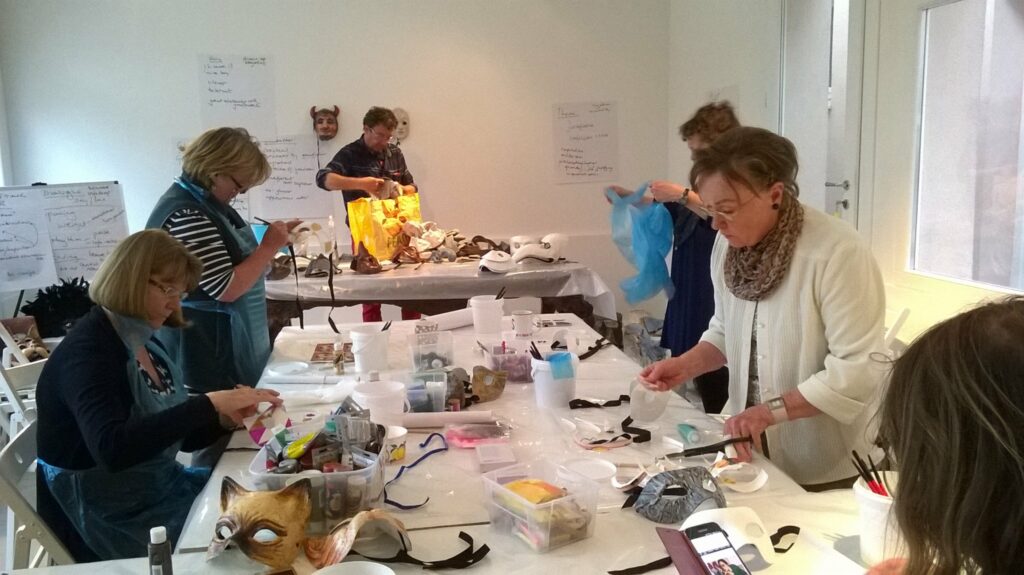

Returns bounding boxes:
[312,561,397,575]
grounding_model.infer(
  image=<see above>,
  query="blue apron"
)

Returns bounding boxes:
[38,336,211,559]
[172,177,271,388]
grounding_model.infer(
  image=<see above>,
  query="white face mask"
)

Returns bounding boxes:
[393,107,410,141]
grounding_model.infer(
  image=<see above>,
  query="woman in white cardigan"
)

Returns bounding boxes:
[640,127,886,488]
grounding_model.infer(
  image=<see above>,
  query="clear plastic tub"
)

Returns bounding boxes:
[483,342,534,383]
[246,424,385,530]
[482,459,598,552]
[409,331,455,371]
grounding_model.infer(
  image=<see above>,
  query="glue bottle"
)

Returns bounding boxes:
[148,526,174,575]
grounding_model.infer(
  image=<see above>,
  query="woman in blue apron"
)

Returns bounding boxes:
[147,127,300,394]
[36,230,283,560]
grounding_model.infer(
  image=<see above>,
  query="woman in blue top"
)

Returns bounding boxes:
[36,229,282,560]
[611,102,739,413]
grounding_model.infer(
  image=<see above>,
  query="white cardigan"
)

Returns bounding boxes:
[700,206,887,485]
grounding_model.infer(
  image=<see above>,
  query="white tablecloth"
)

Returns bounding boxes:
[265,260,617,319]
[26,315,870,575]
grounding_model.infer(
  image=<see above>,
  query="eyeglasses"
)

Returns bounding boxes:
[149,280,188,301]
[366,127,393,141]
[226,174,249,194]
[697,194,760,223]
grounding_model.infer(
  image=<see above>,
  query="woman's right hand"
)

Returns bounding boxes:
[649,180,687,203]
[260,219,302,252]
[638,356,688,391]
[206,387,283,425]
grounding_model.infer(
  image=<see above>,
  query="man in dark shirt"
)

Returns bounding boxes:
[316,106,420,322]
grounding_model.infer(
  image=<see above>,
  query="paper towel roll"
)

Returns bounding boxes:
[400,410,494,428]
[426,307,474,331]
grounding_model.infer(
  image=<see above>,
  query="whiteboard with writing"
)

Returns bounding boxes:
[552,101,618,184]
[0,181,128,289]
[199,54,277,138]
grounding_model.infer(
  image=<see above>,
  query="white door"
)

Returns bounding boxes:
[859,0,1023,338]
[781,0,864,226]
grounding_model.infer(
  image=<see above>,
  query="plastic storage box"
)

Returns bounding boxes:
[246,426,385,531]
[482,459,598,552]
[409,331,455,371]
[483,344,534,383]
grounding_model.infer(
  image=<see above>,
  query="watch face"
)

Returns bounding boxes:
[768,398,785,410]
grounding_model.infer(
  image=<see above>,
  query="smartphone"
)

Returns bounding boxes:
[684,522,751,575]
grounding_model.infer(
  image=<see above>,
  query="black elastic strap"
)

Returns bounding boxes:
[579,338,612,360]
[621,415,651,444]
[326,252,340,334]
[620,486,689,510]
[569,394,630,409]
[607,556,673,575]
[355,531,489,570]
[770,525,800,553]
[287,244,303,329]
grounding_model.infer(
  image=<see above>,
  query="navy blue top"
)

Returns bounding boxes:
[36,306,225,471]
[316,136,415,211]
[659,203,719,356]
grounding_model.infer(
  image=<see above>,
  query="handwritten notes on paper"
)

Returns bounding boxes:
[0,182,128,290]
[254,135,329,221]
[553,101,618,184]
[199,54,276,137]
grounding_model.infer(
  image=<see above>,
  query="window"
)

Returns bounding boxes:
[912,0,1024,290]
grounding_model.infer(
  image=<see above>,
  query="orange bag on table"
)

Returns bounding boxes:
[347,193,422,259]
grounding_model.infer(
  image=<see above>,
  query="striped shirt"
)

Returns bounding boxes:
[162,208,235,299]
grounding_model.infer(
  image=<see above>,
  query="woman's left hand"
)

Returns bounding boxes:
[723,405,774,462]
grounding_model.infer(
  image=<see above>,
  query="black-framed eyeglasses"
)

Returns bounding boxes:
[149,279,188,301]
[366,126,393,140]
[227,174,249,194]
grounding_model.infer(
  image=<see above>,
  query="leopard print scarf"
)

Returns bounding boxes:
[724,192,804,301]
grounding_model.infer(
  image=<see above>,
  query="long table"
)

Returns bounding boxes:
[264,261,617,339]
[19,314,873,574]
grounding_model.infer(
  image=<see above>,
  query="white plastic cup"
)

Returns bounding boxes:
[531,353,580,409]
[511,310,535,337]
[469,295,505,335]
[854,472,904,566]
[351,380,410,427]
[385,426,408,463]
[350,325,389,373]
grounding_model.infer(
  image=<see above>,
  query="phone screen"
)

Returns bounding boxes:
[688,530,750,575]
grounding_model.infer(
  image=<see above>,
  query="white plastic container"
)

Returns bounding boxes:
[853,472,904,565]
[408,331,454,371]
[482,459,598,552]
[531,353,580,409]
[351,380,410,427]
[469,295,505,335]
[350,325,389,373]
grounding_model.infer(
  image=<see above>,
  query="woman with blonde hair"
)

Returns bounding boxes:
[36,229,282,560]
[869,296,1024,574]
[148,127,300,394]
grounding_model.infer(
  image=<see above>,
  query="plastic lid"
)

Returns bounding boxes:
[150,526,167,544]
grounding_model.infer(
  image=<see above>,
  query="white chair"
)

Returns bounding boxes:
[0,361,42,439]
[0,420,75,570]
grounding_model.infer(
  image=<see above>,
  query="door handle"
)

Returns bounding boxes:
[825,180,850,190]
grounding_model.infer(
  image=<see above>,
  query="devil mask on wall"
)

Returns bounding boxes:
[311,106,340,141]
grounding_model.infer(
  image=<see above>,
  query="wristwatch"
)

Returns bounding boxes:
[766,396,788,424]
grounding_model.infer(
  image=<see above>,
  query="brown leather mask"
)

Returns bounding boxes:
[206,477,311,569]
[351,242,382,274]
[471,366,507,403]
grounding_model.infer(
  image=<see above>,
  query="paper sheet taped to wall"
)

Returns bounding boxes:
[553,101,619,184]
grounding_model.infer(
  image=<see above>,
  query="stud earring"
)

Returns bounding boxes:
[772,203,780,210]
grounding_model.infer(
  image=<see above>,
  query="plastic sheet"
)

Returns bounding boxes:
[265,260,616,319]
[606,183,674,305]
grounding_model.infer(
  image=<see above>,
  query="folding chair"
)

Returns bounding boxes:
[0,421,75,570]
[0,361,42,440]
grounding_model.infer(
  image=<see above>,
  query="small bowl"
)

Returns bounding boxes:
[312,561,397,575]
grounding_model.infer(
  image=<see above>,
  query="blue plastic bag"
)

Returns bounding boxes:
[605,182,674,305]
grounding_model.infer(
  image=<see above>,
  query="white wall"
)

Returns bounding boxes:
[0,0,786,321]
